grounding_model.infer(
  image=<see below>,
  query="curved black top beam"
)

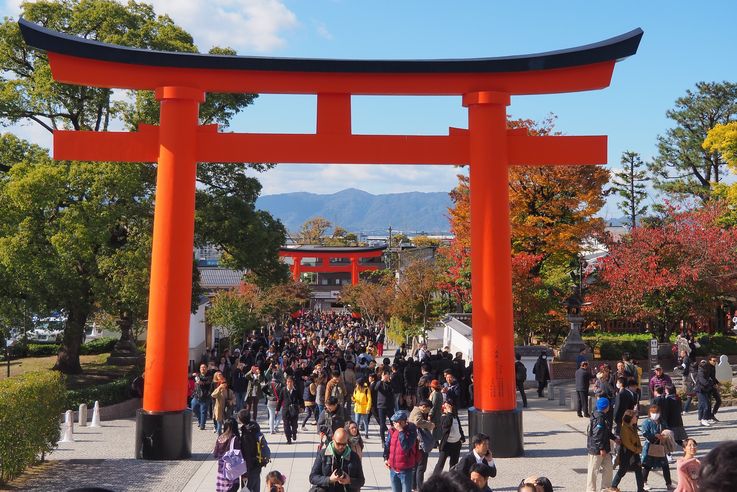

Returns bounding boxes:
[19,19,642,74]
[280,246,387,254]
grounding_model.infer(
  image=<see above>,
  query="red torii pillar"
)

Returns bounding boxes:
[19,19,641,459]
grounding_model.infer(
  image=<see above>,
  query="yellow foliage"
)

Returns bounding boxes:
[704,122,737,170]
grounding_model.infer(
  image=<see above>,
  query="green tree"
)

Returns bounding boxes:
[610,151,649,229]
[0,0,279,372]
[206,282,262,345]
[648,82,737,201]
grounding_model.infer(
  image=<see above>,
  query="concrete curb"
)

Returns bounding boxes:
[62,398,141,422]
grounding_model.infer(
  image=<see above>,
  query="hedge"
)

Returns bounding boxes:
[66,377,133,408]
[11,337,119,359]
[0,371,66,484]
[583,333,737,361]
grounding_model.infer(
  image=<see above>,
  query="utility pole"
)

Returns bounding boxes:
[387,226,392,271]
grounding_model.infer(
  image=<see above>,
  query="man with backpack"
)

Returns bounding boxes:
[238,409,271,492]
[383,410,419,492]
[514,353,527,408]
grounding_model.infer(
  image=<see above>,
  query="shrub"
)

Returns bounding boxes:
[66,377,133,408]
[693,334,737,356]
[0,371,66,484]
[80,337,117,355]
[27,343,61,357]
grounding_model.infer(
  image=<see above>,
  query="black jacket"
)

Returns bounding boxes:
[309,446,365,492]
[613,388,636,426]
[455,451,497,478]
[276,386,302,415]
[438,412,466,451]
[373,379,394,409]
[532,356,550,382]
[695,364,714,392]
[587,410,614,454]
[575,368,593,392]
[317,407,346,439]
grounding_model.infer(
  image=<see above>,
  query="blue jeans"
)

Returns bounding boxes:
[191,397,209,428]
[390,468,413,492]
[235,391,247,412]
[355,412,370,436]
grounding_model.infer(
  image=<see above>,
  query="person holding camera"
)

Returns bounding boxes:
[309,427,365,492]
[265,470,286,492]
[384,410,420,492]
[192,363,213,430]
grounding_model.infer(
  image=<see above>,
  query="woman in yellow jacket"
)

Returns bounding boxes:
[611,409,645,492]
[352,377,373,438]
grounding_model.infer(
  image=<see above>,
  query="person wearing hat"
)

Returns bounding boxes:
[648,364,673,403]
[383,410,419,492]
[429,379,444,444]
[586,397,617,492]
[409,399,435,489]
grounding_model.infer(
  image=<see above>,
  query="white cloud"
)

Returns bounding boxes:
[315,21,333,40]
[256,164,464,196]
[148,0,298,52]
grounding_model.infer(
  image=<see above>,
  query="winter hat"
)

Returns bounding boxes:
[596,398,610,412]
[391,410,409,422]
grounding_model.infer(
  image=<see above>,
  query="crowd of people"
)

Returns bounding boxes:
[582,343,730,492]
[190,311,735,492]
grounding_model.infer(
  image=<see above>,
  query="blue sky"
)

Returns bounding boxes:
[4,0,737,219]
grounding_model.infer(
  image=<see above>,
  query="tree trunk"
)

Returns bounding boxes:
[54,308,89,374]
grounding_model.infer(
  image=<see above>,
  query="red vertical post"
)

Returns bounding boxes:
[293,255,302,281]
[464,91,523,457]
[136,86,203,460]
[350,256,359,285]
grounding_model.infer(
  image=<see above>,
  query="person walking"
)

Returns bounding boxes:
[575,360,593,418]
[244,365,265,420]
[610,410,645,492]
[276,376,302,444]
[532,351,550,398]
[613,376,637,436]
[352,377,372,438]
[211,373,236,435]
[237,410,271,492]
[373,370,395,444]
[409,399,435,490]
[586,398,616,492]
[264,374,283,435]
[674,438,700,492]
[695,359,714,426]
[302,375,319,430]
[432,400,465,475]
[345,420,365,459]
[515,353,528,408]
[383,410,420,492]
[192,363,213,430]
[641,404,675,491]
[429,379,444,445]
[309,427,365,492]
[455,433,497,479]
[213,418,241,492]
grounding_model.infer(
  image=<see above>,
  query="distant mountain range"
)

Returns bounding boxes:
[256,188,453,234]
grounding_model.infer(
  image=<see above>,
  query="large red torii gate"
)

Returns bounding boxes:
[279,245,387,285]
[19,19,641,459]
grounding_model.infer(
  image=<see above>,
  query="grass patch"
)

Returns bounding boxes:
[0,353,135,389]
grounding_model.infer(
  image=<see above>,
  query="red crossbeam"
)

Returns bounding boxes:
[54,128,606,166]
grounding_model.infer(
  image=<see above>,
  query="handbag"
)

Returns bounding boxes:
[222,436,248,480]
[647,442,665,458]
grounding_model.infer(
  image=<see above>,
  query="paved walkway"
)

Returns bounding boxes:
[5,390,737,491]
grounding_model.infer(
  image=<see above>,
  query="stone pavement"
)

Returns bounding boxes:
[6,392,737,491]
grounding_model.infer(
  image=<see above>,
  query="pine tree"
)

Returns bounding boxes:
[610,151,649,229]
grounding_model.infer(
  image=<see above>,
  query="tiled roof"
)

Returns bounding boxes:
[198,267,244,289]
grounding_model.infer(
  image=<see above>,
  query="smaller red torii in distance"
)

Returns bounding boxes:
[279,245,386,285]
[19,19,642,460]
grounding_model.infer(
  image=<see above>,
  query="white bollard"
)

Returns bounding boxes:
[78,403,88,427]
[60,410,75,443]
[90,401,101,427]
[559,388,567,406]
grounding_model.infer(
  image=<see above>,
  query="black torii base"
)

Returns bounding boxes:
[468,407,524,457]
[135,409,192,460]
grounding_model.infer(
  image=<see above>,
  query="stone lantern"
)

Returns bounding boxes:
[559,293,587,361]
